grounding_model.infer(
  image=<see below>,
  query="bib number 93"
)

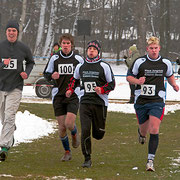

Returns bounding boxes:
[141,84,155,96]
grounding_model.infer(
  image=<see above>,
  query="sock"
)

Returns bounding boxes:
[61,135,70,152]
[71,125,77,136]
[148,134,159,161]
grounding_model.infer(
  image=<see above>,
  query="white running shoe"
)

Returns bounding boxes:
[146,159,155,172]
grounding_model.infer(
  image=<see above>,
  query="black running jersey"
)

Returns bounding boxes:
[44,51,83,97]
[69,58,115,106]
[127,55,173,104]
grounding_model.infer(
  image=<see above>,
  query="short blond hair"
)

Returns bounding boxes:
[147,36,160,45]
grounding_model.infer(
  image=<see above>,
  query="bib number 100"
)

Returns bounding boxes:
[58,64,73,74]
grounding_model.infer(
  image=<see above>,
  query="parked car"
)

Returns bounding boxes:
[24,58,52,98]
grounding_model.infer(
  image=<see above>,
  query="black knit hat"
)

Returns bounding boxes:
[6,20,19,32]
[87,40,101,53]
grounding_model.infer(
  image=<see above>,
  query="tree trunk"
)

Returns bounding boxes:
[100,0,105,58]
[34,0,47,56]
[18,0,27,41]
[116,0,122,65]
[136,0,147,55]
[160,0,170,57]
[72,0,80,36]
[42,0,58,57]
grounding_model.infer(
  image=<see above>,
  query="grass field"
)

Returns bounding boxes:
[0,102,180,180]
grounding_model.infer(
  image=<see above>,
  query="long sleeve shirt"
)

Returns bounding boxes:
[0,39,35,91]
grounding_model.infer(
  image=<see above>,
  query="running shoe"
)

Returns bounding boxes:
[146,159,155,172]
[61,151,72,161]
[0,147,8,161]
[82,159,92,168]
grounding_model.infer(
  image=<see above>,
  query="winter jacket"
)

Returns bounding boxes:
[0,39,35,91]
[125,50,140,69]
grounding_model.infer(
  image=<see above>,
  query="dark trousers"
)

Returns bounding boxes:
[129,83,135,96]
[129,83,135,103]
[79,103,107,158]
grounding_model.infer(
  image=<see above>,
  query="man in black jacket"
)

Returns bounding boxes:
[0,20,35,161]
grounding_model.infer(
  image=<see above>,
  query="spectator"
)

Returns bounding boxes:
[124,45,140,103]
[50,42,61,56]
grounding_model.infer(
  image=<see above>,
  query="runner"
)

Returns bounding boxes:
[66,40,115,167]
[44,33,83,161]
[126,36,179,171]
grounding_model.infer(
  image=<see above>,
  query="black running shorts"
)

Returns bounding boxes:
[53,95,79,116]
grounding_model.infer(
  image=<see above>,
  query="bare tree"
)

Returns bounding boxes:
[146,0,156,36]
[42,0,58,57]
[71,0,80,36]
[18,0,27,41]
[135,0,147,55]
[34,0,47,56]
[1,0,180,58]
[99,0,105,57]
[116,0,122,64]
[159,0,170,57]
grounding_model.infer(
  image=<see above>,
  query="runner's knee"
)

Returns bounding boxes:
[93,130,105,140]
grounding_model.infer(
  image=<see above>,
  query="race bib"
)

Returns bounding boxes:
[84,82,97,93]
[141,84,156,96]
[3,59,17,69]
[58,64,73,74]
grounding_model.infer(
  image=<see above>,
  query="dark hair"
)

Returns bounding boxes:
[59,33,74,49]
[53,42,60,47]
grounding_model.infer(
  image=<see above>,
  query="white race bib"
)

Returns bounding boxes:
[3,59,17,69]
[58,64,73,74]
[141,84,156,96]
[84,82,97,93]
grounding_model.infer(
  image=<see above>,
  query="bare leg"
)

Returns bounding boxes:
[57,115,66,137]
[65,112,76,131]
